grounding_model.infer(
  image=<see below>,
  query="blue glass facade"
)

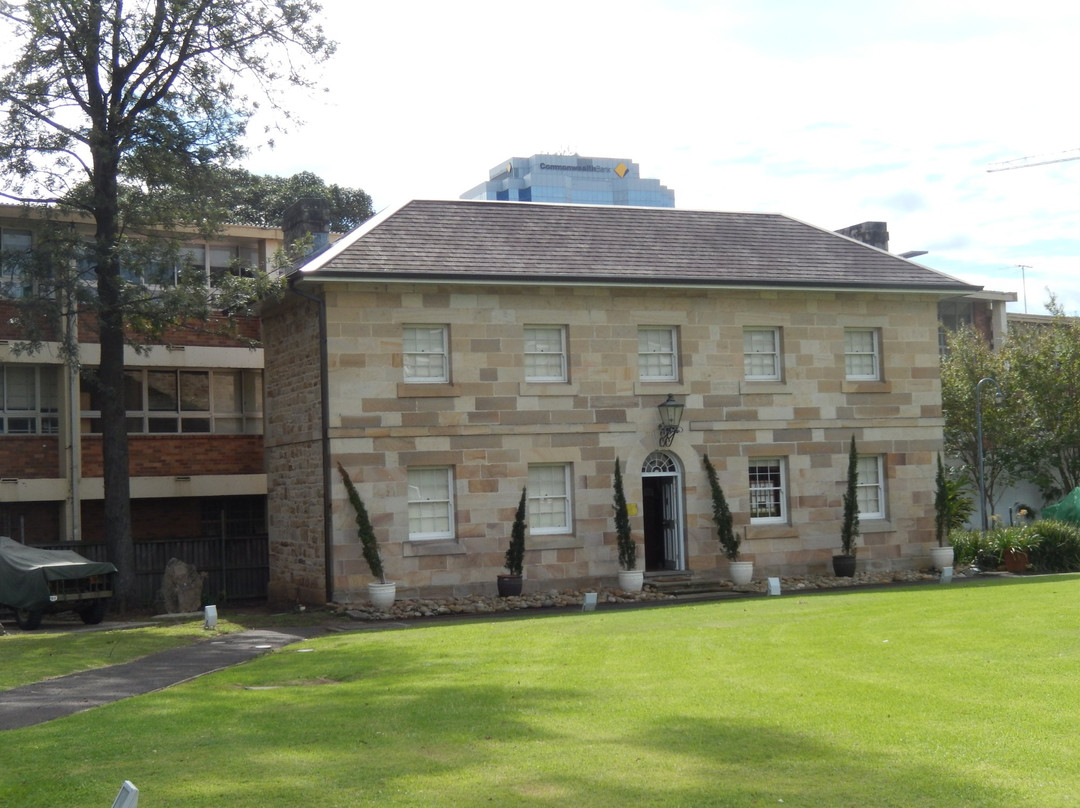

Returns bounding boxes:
[461,154,675,207]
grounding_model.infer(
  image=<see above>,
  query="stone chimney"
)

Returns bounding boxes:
[835,221,889,251]
[282,197,331,256]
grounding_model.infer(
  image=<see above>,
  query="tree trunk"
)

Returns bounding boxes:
[92,147,136,610]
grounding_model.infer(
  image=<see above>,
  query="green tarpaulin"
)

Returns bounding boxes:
[0,536,116,611]
[1041,488,1080,526]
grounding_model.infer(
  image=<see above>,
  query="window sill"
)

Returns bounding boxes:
[397,383,462,398]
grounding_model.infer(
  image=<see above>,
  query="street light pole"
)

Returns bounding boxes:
[975,377,1002,532]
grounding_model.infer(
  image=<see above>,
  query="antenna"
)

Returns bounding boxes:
[1018,265,1031,314]
[987,148,1080,172]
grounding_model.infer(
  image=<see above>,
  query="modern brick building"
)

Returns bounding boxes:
[262,199,980,604]
[0,204,280,601]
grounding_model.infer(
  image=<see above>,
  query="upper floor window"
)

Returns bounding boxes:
[407,466,455,540]
[744,327,781,381]
[0,228,33,299]
[638,327,678,381]
[844,328,880,380]
[528,463,572,535]
[0,365,59,435]
[81,368,262,435]
[403,325,449,383]
[524,326,567,382]
[749,458,787,524]
[857,455,886,519]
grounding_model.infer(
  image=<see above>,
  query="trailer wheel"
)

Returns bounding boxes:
[80,599,107,625]
[15,608,43,630]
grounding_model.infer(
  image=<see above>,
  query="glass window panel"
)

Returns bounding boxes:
[179,371,209,411]
[123,371,144,410]
[181,417,211,433]
[844,329,880,380]
[407,467,454,539]
[213,371,242,413]
[524,326,567,382]
[39,369,58,413]
[403,326,448,382]
[243,370,263,414]
[749,459,786,523]
[148,417,179,433]
[147,371,177,411]
[5,366,34,410]
[638,327,677,381]
[856,456,885,518]
[528,464,571,534]
[744,328,780,380]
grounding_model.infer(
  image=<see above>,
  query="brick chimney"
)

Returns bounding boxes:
[282,197,331,256]
[835,221,889,251]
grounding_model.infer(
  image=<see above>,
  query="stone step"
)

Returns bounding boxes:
[646,574,735,596]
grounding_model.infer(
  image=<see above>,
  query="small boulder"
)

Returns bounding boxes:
[160,558,207,613]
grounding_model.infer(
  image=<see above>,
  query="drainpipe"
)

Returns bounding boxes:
[286,279,334,603]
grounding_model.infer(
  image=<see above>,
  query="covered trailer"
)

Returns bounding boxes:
[0,537,117,630]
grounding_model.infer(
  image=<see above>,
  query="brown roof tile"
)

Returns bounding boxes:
[298,199,978,292]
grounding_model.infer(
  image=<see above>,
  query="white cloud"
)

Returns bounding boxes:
[241,0,1080,315]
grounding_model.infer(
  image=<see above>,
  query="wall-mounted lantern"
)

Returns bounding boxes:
[657,394,685,447]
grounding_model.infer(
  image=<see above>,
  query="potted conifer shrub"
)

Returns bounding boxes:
[931,454,956,570]
[498,487,527,597]
[337,463,395,609]
[613,457,643,592]
[833,436,859,577]
[704,454,752,584]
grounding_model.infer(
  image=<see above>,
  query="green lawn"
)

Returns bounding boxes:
[4,577,1079,807]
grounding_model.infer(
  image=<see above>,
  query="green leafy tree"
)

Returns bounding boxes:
[940,324,1019,518]
[703,454,739,561]
[999,297,1080,501]
[840,436,860,556]
[0,0,333,606]
[612,457,636,571]
[219,169,374,233]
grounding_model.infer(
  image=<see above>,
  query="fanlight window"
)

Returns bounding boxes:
[642,452,678,474]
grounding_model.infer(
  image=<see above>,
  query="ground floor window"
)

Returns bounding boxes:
[749,458,786,523]
[407,466,455,540]
[527,463,572,534]
[857,455,886,519]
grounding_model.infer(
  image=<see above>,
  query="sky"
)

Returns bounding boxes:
[238,0,1080,315]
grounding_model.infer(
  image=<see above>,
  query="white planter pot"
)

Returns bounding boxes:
[929,546,954,570]
[617,569,644,593]
[367,581,397,610]
[729,561,754,586]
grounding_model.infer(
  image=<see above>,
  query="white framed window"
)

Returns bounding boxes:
[524,326,568,382]
[407,466,455,540]
[844,328,880,380]
[0,365,59,435]
[856,455,885,519]
[749,458,787,524]
[528,463,572,534]
[744,327,781,381]
[638,326,678,381]
[403,325,449,383]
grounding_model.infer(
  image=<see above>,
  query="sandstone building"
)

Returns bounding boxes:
[262,199,979,604]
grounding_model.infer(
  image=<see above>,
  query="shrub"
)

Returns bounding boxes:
[504,488,527,576]
[1027,520,1080,572]
[613,457,636,571]
[703,454,739,561]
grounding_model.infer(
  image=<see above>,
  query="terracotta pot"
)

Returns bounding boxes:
[1002,549,1029,573]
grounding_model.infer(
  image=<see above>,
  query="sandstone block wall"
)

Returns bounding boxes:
[269,282,947,603]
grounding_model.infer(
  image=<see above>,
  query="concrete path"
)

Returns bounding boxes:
[0,627,318,730]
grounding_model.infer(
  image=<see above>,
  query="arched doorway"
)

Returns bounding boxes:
[641,451,685,571]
